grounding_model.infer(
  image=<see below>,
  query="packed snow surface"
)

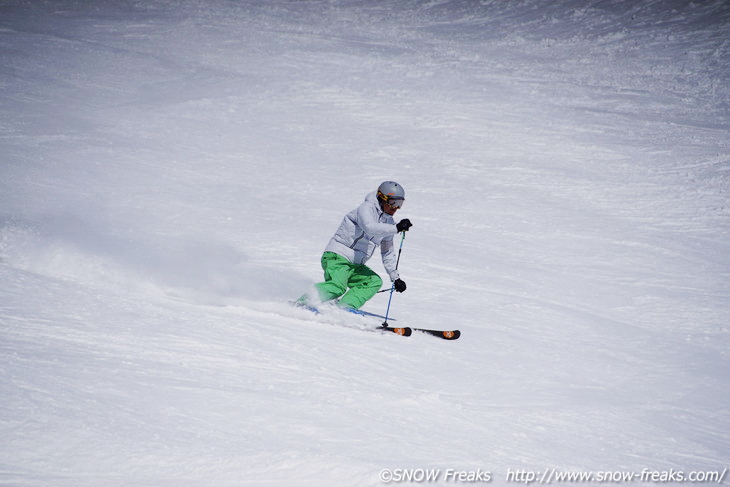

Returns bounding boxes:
[1,1,729,486]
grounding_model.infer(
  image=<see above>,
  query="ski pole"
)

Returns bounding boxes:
[382,231,406,326]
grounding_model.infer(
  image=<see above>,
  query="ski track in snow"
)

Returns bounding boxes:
[1,1,729,486]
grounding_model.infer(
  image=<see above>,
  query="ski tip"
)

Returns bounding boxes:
[442,330,460,340]
[413,328,461,340]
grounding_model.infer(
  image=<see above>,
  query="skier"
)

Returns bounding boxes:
[297,181,412,311]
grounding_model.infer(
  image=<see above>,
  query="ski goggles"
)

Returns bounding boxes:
[385,197,404,209]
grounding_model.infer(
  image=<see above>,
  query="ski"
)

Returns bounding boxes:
[382,325,412,336]
[381,324,460,340]
[345,308,396,321]
[290,302,395,320]
[413,328,461,340]
[290,302,460,340]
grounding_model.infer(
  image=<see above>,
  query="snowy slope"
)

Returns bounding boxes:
[1,1,729,486]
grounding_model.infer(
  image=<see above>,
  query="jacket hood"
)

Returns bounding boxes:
[365,191,383,212]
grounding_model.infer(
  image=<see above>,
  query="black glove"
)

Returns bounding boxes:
[396,219,412,232]
[393,279,407,293]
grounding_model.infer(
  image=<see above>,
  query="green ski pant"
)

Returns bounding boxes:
[314,252,383,310]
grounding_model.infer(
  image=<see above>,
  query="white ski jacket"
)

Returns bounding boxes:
[324,191,401,281]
